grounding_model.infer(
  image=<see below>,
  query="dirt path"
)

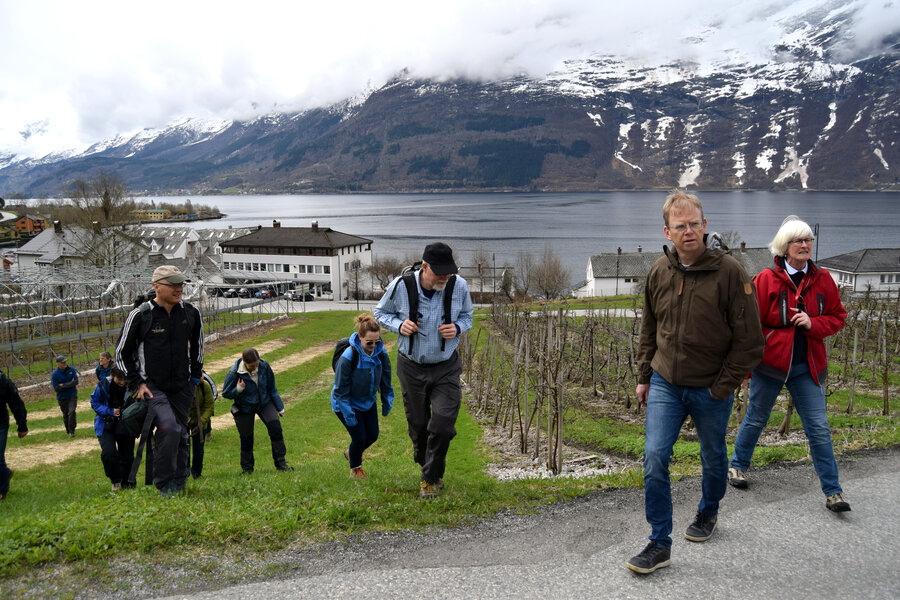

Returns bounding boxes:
[6,339,331,473]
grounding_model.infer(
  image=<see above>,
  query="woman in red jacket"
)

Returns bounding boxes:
[729,216,850,512]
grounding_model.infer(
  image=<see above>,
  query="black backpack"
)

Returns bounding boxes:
[332,338,359,373]
[389,264,457,353]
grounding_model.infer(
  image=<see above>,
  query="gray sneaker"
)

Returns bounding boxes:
[728,467,748,489]
[684,511,718,542]
[626,541,671,574]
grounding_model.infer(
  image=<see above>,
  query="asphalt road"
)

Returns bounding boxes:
[157,448,899,600]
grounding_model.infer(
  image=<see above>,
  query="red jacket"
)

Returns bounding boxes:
[754,257,846,385]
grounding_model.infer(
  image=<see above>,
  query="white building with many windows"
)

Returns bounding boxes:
[219,221,373,299]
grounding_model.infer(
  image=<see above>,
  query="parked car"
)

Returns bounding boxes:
[223,288,238,298]
[237,288,252,298]
[255,289,274,299]
[285,290,313,302]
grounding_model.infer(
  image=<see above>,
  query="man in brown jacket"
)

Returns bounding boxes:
[626,191,764,574]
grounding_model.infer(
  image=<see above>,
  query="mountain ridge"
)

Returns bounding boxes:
[1,4,897,197]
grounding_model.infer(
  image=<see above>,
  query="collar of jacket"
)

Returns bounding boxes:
[663,244,724,272]
[349,332,385,363]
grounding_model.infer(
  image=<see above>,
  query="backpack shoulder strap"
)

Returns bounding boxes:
[440,275,457,351]
[400,272,419,355]
[137,301,153,339]
[182,301,197,334]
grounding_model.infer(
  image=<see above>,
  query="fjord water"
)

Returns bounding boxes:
[168,191,898,284]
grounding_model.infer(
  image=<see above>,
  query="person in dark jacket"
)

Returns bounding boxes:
[51,355,79,437]
[1,369,28,501]
[331,314,393,478]
[95,352,113,382]
[90,367,135,491]
[188,372,215,479]
[115,265,204,497]
[222,348,292,474]
[627,191,764,575]
[729,216,850,512]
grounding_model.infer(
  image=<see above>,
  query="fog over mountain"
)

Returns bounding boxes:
[0,0,897,195]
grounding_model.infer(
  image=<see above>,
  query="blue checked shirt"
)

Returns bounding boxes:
[374,271,474,364]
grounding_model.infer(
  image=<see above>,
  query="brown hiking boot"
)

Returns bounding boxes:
[419,480,439,499]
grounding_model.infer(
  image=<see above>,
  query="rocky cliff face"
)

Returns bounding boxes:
[2,6,897,196]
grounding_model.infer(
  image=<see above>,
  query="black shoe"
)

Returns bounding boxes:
[626,541,671,574]
[275,464,294,472]
[240,469,254,476]
[684,511,718,542]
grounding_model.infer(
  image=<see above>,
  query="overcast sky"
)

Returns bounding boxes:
[0,0,896,158]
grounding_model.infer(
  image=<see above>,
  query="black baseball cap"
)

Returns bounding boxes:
[423,242,458,275]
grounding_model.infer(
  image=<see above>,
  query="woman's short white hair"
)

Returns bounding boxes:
[769,215,813,256]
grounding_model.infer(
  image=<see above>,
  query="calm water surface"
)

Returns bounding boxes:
[155,191,899,284]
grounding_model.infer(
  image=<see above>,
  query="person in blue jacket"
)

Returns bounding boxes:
[95,352,112,381]
[331,313,393,478]
[51,355,79,438]
[90,367,135,491]
[222,348,292,474]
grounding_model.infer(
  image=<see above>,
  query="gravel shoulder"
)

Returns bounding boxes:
[5,447,897,600]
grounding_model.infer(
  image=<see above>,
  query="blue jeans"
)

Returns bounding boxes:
[731,363,842,496]
[0,427,9,495]
[644,372,734,547]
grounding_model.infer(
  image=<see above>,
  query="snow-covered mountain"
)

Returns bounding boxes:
[1,2,896,196]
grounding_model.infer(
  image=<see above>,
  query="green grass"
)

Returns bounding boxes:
[0,312,624,581]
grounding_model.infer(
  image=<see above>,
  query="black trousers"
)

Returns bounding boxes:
[190,430,205,478]
[335,404,379,469]
[396,352,462,484]
[232,402,287,471]
[98,423,135,485]
[58,397,77,435]
[146,382,193,491]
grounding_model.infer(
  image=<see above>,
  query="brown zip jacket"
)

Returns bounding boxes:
[637,245,764,400]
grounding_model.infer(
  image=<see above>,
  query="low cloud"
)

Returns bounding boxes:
[0,0,896,158]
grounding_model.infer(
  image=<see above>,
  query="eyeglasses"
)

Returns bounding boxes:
[157,281,184,288]
[669,221,705,234]
[789,238,815,246]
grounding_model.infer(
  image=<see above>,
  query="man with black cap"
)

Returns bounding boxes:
[51,355,79,437]
[374,242,473,499]
[115,265,204,497]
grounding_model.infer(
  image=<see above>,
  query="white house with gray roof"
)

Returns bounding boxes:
[817,248,900,296]
[575,242,772,298]
[15,221,150,276]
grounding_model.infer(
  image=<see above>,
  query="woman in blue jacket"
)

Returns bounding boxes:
[90,367,135,490]
[222,348,292,475]
[331,314,393,478]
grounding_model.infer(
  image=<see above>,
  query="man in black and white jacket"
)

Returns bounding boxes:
[115,265,203,497]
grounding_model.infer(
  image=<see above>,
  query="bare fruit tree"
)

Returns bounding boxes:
[67,170,131,226]
[533,245,571,300]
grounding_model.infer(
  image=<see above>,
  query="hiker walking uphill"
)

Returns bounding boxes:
[627,191,764,575]
[223,348,293,475]
[374,242,473,499]
[115,265,204,498]
[1,368,28,501]
[331,314,393,479]
[51,356,78,437]
[90,367,135,491]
